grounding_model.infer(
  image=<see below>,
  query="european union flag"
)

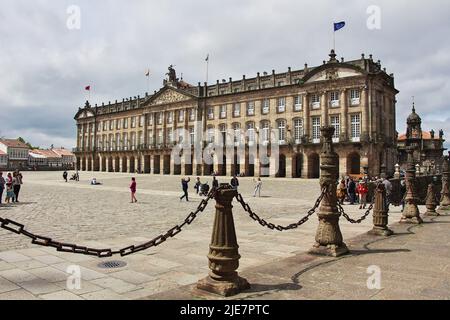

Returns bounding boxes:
[334,21,346,32]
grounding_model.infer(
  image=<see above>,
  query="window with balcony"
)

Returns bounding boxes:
[167,112,173,124]
[123,118,128,129]
[131,117,136,128]
[208,107,214,120]
[247,122,255,145]
[294,118,304,143]
[220,105,227,119]
[117,119,122,130]
[330,91,340,107]
[166,128,173,144]
[277,120,286,144]
[157,113,163,125]
[157,129,163,144]
[262,99,270,114]
[207,127,215,143]
[148,114,153,126]
[103,121,107,131]
[233,123,241,145]
[233,103,240,117]
[330,115,340,142]
[294,95,303,111]
[247,101,255,116]
[178,110,184,122]
[351,114,361,142]
[189,127,195,145]
[312,117,321,143]
[261,121,270,144]
[350,89,361,106]
[277,97,286,113]
[219,124,227,145]
[139,116,144,127]
[189,108,195,121]
[311,94,320,109]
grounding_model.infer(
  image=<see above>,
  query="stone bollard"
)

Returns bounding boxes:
[400,147,423,224]
[309,126,349,257]
[369,183,394,236]
[438,155,450,212]
[425,183,439,216]
[196,184,250,297]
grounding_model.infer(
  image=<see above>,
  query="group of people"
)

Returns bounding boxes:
[178,174,264,202]
[62,170,79,182]
[337,176,393,210]
[0,170,23,204]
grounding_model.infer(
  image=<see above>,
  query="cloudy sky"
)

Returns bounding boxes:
[1,0,449,149]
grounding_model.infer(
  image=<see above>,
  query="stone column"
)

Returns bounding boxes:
[99,156,104,172]
[320,91,328,126]
[134,157,139,174]
[400,147,423,224]
[160,155,165,175]
[439,155,450,211]
[150,155,155,174]
[126,157,132,173]
[425,183,439,216]
[197,184,250,296]
[285,155,293,178]
[254,156,261,177]
[368,183,393,236]
[309,126,349,257]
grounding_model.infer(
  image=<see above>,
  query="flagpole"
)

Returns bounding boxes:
[206,56,209,84]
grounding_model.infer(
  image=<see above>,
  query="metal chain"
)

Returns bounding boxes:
[0,189,216,258]
[234,187,328,231]
[338,201,374,224]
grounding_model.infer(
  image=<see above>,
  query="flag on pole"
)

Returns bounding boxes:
[334,21,346,32]
[205,54,209,62]
[145,69,150,77]
[85,85,91,91]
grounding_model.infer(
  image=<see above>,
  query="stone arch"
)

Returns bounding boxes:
[293,153,303,178]
[114,156,120,172]
[276,154,287,177]
[87,157,92,171]
[347,152,361,175]
[121,156,127,173]
[101,157,107,172]
[308,152,320,179]
[129,156,135,173]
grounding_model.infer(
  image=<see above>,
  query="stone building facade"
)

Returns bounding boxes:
[74,50,399,178]
[397,104,446,174]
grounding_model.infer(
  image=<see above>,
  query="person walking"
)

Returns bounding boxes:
[337,179,346,204]
[253,178,262,197]
[357,180,369,209]
[13,170,23,202]
[180,177,191,201]
[400,179,407,212]
[382,177,393,211]
[212,176,219,189]
[230,175,239,191]
[5,173,14,204]
[130,177,137,203]
[63,171,68,182]
[194,177,201,194]
[347,178,356,205]
[0,172,5,205]
[76,170,80,181]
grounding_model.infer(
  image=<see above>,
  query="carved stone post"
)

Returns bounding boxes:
[369,183,393,236]
[425,183,439,216]
[309,126,349,257]
[400,147,423,224]
[197,184,250,296]
[439,156,450,211]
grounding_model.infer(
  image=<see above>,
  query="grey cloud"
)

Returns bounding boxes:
[0,0,449,149]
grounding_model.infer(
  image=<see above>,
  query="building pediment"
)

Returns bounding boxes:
[145,87,195,107]
[303,65,366,84]
[75,109,95,120]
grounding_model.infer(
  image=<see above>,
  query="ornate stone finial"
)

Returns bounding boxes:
[328,49,337,63]
[412,96,416,113]
[84,100,91,109]
[430,130,435,139]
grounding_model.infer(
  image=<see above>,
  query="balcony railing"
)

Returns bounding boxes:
[350,98,361,106]
[330,100,340,108]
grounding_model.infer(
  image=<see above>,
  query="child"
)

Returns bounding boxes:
[5,179,14,204]
[357,181,369,209]
[130,177,137,203]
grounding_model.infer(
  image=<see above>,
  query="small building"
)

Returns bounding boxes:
[0,139,30,170]
[52,148,76,169]
[0,150,8,169]
[397,103,447,174]
[28,150,48,168]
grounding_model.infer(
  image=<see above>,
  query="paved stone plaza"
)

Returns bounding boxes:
[0,172,446,300]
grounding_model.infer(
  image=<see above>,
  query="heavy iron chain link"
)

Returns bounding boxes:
[0,189,216,258]
[337,201,374,224]
[234,186,328,231]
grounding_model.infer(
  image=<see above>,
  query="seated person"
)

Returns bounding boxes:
[91,178,102,185]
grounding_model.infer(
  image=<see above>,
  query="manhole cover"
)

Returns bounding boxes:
[97,260,127,269]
